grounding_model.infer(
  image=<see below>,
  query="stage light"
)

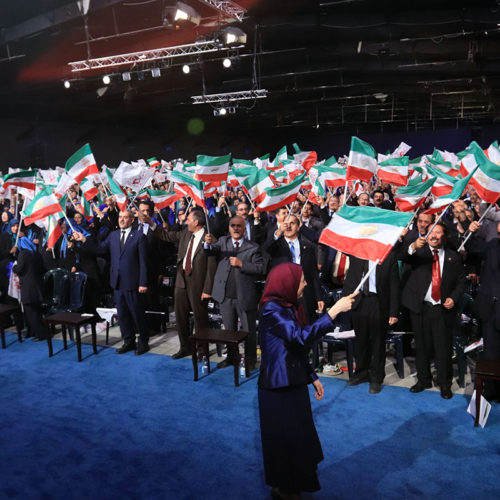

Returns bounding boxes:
[172,2,201,27]
[223,58,231,68]
[182,64,190,74]
[102,75,111,85]
[151,67,161,78]
[64,80,71,89]
[222,27,247,46]
[219,107,227,115]
[137,72,145,81]
[122,72,131,81]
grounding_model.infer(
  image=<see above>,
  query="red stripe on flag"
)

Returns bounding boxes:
[24,203,62,225]
[346,165,374,183]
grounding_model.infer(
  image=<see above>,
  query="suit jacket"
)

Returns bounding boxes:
[341,251,399,318]
[258,301,334,389]
[402,245,466,314]
[82,228,147,290]
[13,250,44,304]
[205,236,265,310]
[262,233,322,305]
[213,210,267,245]
[152,226,216,296]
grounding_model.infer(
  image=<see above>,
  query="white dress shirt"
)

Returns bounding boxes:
[183,228,204,271]
[285,237,301,264]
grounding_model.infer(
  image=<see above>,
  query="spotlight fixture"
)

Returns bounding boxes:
[223,58,232,68]
[137,72,145,81]
[102,75,111,85]
[219,107,227,115]
[182,64,191,74]
[151,67,161,78]
[122,72,131,81]
[169,2,201,28]
[213,106,236,116]
[221,27,247,47]
[64,80,71,89]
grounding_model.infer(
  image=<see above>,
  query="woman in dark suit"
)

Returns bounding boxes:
[258,262,356,500]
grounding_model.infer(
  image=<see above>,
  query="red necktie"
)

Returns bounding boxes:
[431,249,441,302]
[185,235,195,275]
[336,252,347,282]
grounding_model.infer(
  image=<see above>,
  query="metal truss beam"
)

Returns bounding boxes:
[198,0,246,22]
[69,40,223,72]
[191,89,268,103]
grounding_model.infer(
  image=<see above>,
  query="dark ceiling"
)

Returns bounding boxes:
[2,0,500,134]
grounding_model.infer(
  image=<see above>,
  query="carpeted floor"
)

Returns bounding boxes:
[1,333,499,500]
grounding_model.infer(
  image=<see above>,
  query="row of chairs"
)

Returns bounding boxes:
[42,268,87,315]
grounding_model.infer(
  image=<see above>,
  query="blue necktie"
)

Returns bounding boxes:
[289,241,296,263]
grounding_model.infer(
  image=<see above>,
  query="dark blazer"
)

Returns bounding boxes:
[262,233,322,304]
[401,245,466,314]
[152,226,217,296]
[258,301,334,389]
[205,236,265,310]
[341,251,400,318]
[213,210,267,245]
[82,228,147,290]
[13,250,44,304]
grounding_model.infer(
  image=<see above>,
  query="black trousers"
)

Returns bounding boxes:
[410,303,453,388]
[351,295,388,384]
[23,302,46,340]
[114,289,149,346]
[174,277,209,352]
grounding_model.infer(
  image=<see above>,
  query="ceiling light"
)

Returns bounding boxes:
[122,72,131,81]
[171,2,201,27]
[151,67,161,78]
[102,75,111,85]
[222,27,247,46]
[219,107,227,115]
[223,58,232,68]
[182,64,190,74]
[64,80,71,89]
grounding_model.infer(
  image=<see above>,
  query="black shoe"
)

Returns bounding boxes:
[172,349,192,359]
[440,387,453,399]
[369,382,382,394]
[347,374,370,386]
[32,337,46,342]
[116,342,136,354]
[409,381,432,393]
[135,343,150,356]
[217,358,233,368]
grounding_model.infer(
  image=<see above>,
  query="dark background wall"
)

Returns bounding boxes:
[1,115,499,172]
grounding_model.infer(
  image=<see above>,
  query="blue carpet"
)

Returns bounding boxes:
[1,332,499,500]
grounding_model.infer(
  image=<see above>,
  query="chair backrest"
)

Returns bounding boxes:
[42,268,70,307]
[68,272,87,311]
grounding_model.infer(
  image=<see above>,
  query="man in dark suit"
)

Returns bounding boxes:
[262,214,323,321]
[341,250,400,393]
[73,210,150,355]
[300,202,324,235]
[402,222,466,399]
[141,208,217,359]
[204,215,265,368]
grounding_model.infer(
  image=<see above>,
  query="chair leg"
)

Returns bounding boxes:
[457,348,466,388]
[75,327,82,362]
[395,336,404,379]
[1,328,5,349]
[205,342,210,373]
[91,322,98,354]
[346,338,355,378]
[105,321,109,345]
[47,324,54,357]
[61,326,68,350]
[190,337,199,381]
[475,374,483,427]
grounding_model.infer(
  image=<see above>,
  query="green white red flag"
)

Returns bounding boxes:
[425,168,477,214]
[170,170,206,207]
[377,156,409,186]
[3,170,37,191]
[147,189,182,210]
[256,172,306,212]
[45,213,63,249]
[80,178,99,201]
[105,169,128,211]
[147,157,161,169]
[194,154,231,182]
[425,164,457,197]
[65,144,99,184]
[319,205,413,263]
[22,187,65,225]
[394,176,436,212]
[347,137,377,183]
[293,143,317,172]
[240,169,275,204]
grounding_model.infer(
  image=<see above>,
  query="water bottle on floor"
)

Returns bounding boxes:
[239,356,246,378]
[201,356,208,375]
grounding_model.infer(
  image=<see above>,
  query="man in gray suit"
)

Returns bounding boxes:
[204,215,265,369]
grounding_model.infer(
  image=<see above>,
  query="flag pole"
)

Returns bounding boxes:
[51,189,76,233]
[127,175,152,210]
[424,208,447,240]
[342,180,349,206]
[286,200,297,222]
[354,259,380,293]
[14,196,28,248]
[457,203,494,252]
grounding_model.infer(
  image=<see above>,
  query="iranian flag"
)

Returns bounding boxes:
[232,159,254,169]
[293,143,317,172]
[241,169,275,204]
[194,154,231,182]
[426,164,457,197]
[317,165,346,189]
[268,146,288,170]
[46,213,63,249]
[319,205,413,263]
[347,137,378,183]
[65,144,99,184]
[377,156,408,186]
[80,178,99,201]
[485,142,500,165]
[170,170,206,207]
[105,169,128,211]
[425,168,477,214]
[459,142,500,203]
[147,157,161,169]
[22,187,64,225]
[394,176,436,212]
[256,172,306,212]
[148,189,182,210]
[3,170,37,190]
